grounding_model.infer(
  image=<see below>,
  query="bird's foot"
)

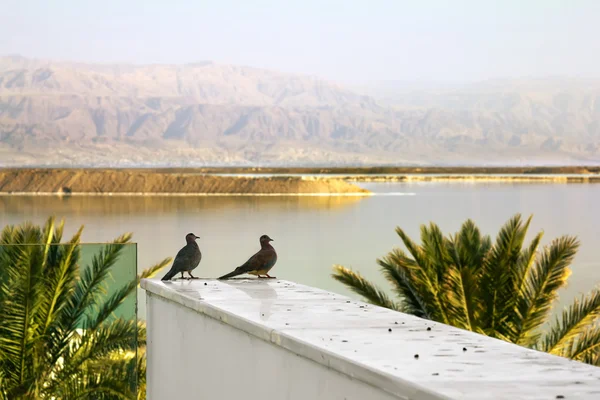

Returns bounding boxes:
[265,274,276,279]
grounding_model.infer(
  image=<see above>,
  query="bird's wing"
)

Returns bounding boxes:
[238,249,275,273]
[218,248,276,280]
[170,246,194,272]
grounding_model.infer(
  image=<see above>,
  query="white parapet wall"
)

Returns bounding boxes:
[141,278,600,400]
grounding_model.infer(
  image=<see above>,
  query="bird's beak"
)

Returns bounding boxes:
[269,238,274,242]
[195,235,200,239]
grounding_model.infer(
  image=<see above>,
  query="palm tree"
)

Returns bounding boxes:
[0,217,171,399]
[332,214,600,366]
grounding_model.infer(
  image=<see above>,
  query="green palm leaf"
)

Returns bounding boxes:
[562,326,600,362]
[395,226,449,323]
[38,225,82,337]
[52,370,135,400]
[52,319,140,386]
[419,223,449,285]
[86,258,171,331]
[331,213,595,366]
[479,214,531,335]
[502,230,544,342]
[443,220,489,331]
[541,287,600,354]
[516,236,579,347]
[0,218,163,398]
[443,252,478,330]
[332,265,399,310]
[52,233,133,364]
[377,250,430,318]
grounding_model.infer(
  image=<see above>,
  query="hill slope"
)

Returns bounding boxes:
[0,56,598,166]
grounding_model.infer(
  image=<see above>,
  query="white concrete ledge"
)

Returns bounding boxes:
[142,278,600,400]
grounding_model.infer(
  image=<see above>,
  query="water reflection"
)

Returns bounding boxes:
[0,183,598,325]
[0,194,365,215]
[219,279,278,321]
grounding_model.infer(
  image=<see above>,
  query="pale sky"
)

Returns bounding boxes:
[1,0,598,83]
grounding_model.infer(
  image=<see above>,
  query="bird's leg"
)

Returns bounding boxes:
[188,271,198,279]
[257,275,265,279]
[180,272,185,280]
[265,274,276,279]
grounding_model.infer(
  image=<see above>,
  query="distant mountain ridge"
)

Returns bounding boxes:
[0,55,598,166]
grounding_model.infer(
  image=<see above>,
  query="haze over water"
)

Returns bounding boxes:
[1,181,598,319]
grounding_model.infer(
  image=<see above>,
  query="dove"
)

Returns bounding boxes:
[161,233,202,281]
[218,234,277,280]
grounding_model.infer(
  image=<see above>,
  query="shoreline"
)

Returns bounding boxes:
[2,166,599,175]
[343,174,600,183]
[0,168,598,196]
[0,191,373,197]
[0,169,371,195]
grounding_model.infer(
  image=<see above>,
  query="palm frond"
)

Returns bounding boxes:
[419,223,449,284]
[39,217,56,271]
[85,353,140,395]
[0,219,156,399]
[0,222,49,393]
[581,350,600,367]
[0,223,16,244]
[443,239,480,330]
[68,234,132,327]
[377,251,430,318]
[501,230,544,341]
[38,225,83,336]
[561,326,600,363]
[443,221,490,331]
[541,287,600,354]
[332,265,399,310]
[395,227,449,323]
[515,236,579,347]
[135,348,147,400]
[0,224,47,390]
[50,370,135,400]
[394,227,429,272]
[50,234,132,368]
[328,214,596,366]
[479,214,531,335]
[85,258,171,331]
[51,319,139,390]
[456,219,491,271]
[138,258,171,280]
[0,371,6,400]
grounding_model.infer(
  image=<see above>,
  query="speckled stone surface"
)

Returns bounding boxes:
[141,278,600,400]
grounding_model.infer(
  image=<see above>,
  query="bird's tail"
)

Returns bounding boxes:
[161,268,177,281]
[218,267,243,280]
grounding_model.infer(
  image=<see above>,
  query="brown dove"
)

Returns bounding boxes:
[218,234,277,279]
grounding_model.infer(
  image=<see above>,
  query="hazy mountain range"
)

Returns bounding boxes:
[1,55,599,167]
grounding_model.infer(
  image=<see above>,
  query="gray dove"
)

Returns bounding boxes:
[161,233,202,281]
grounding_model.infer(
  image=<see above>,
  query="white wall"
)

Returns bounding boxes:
[143,278,600,400]
[146,293,418,400]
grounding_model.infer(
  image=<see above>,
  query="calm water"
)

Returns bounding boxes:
[1,182,599,320]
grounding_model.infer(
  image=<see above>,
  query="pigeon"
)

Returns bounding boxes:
[218,234,277,280]
[161,233,202,281]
